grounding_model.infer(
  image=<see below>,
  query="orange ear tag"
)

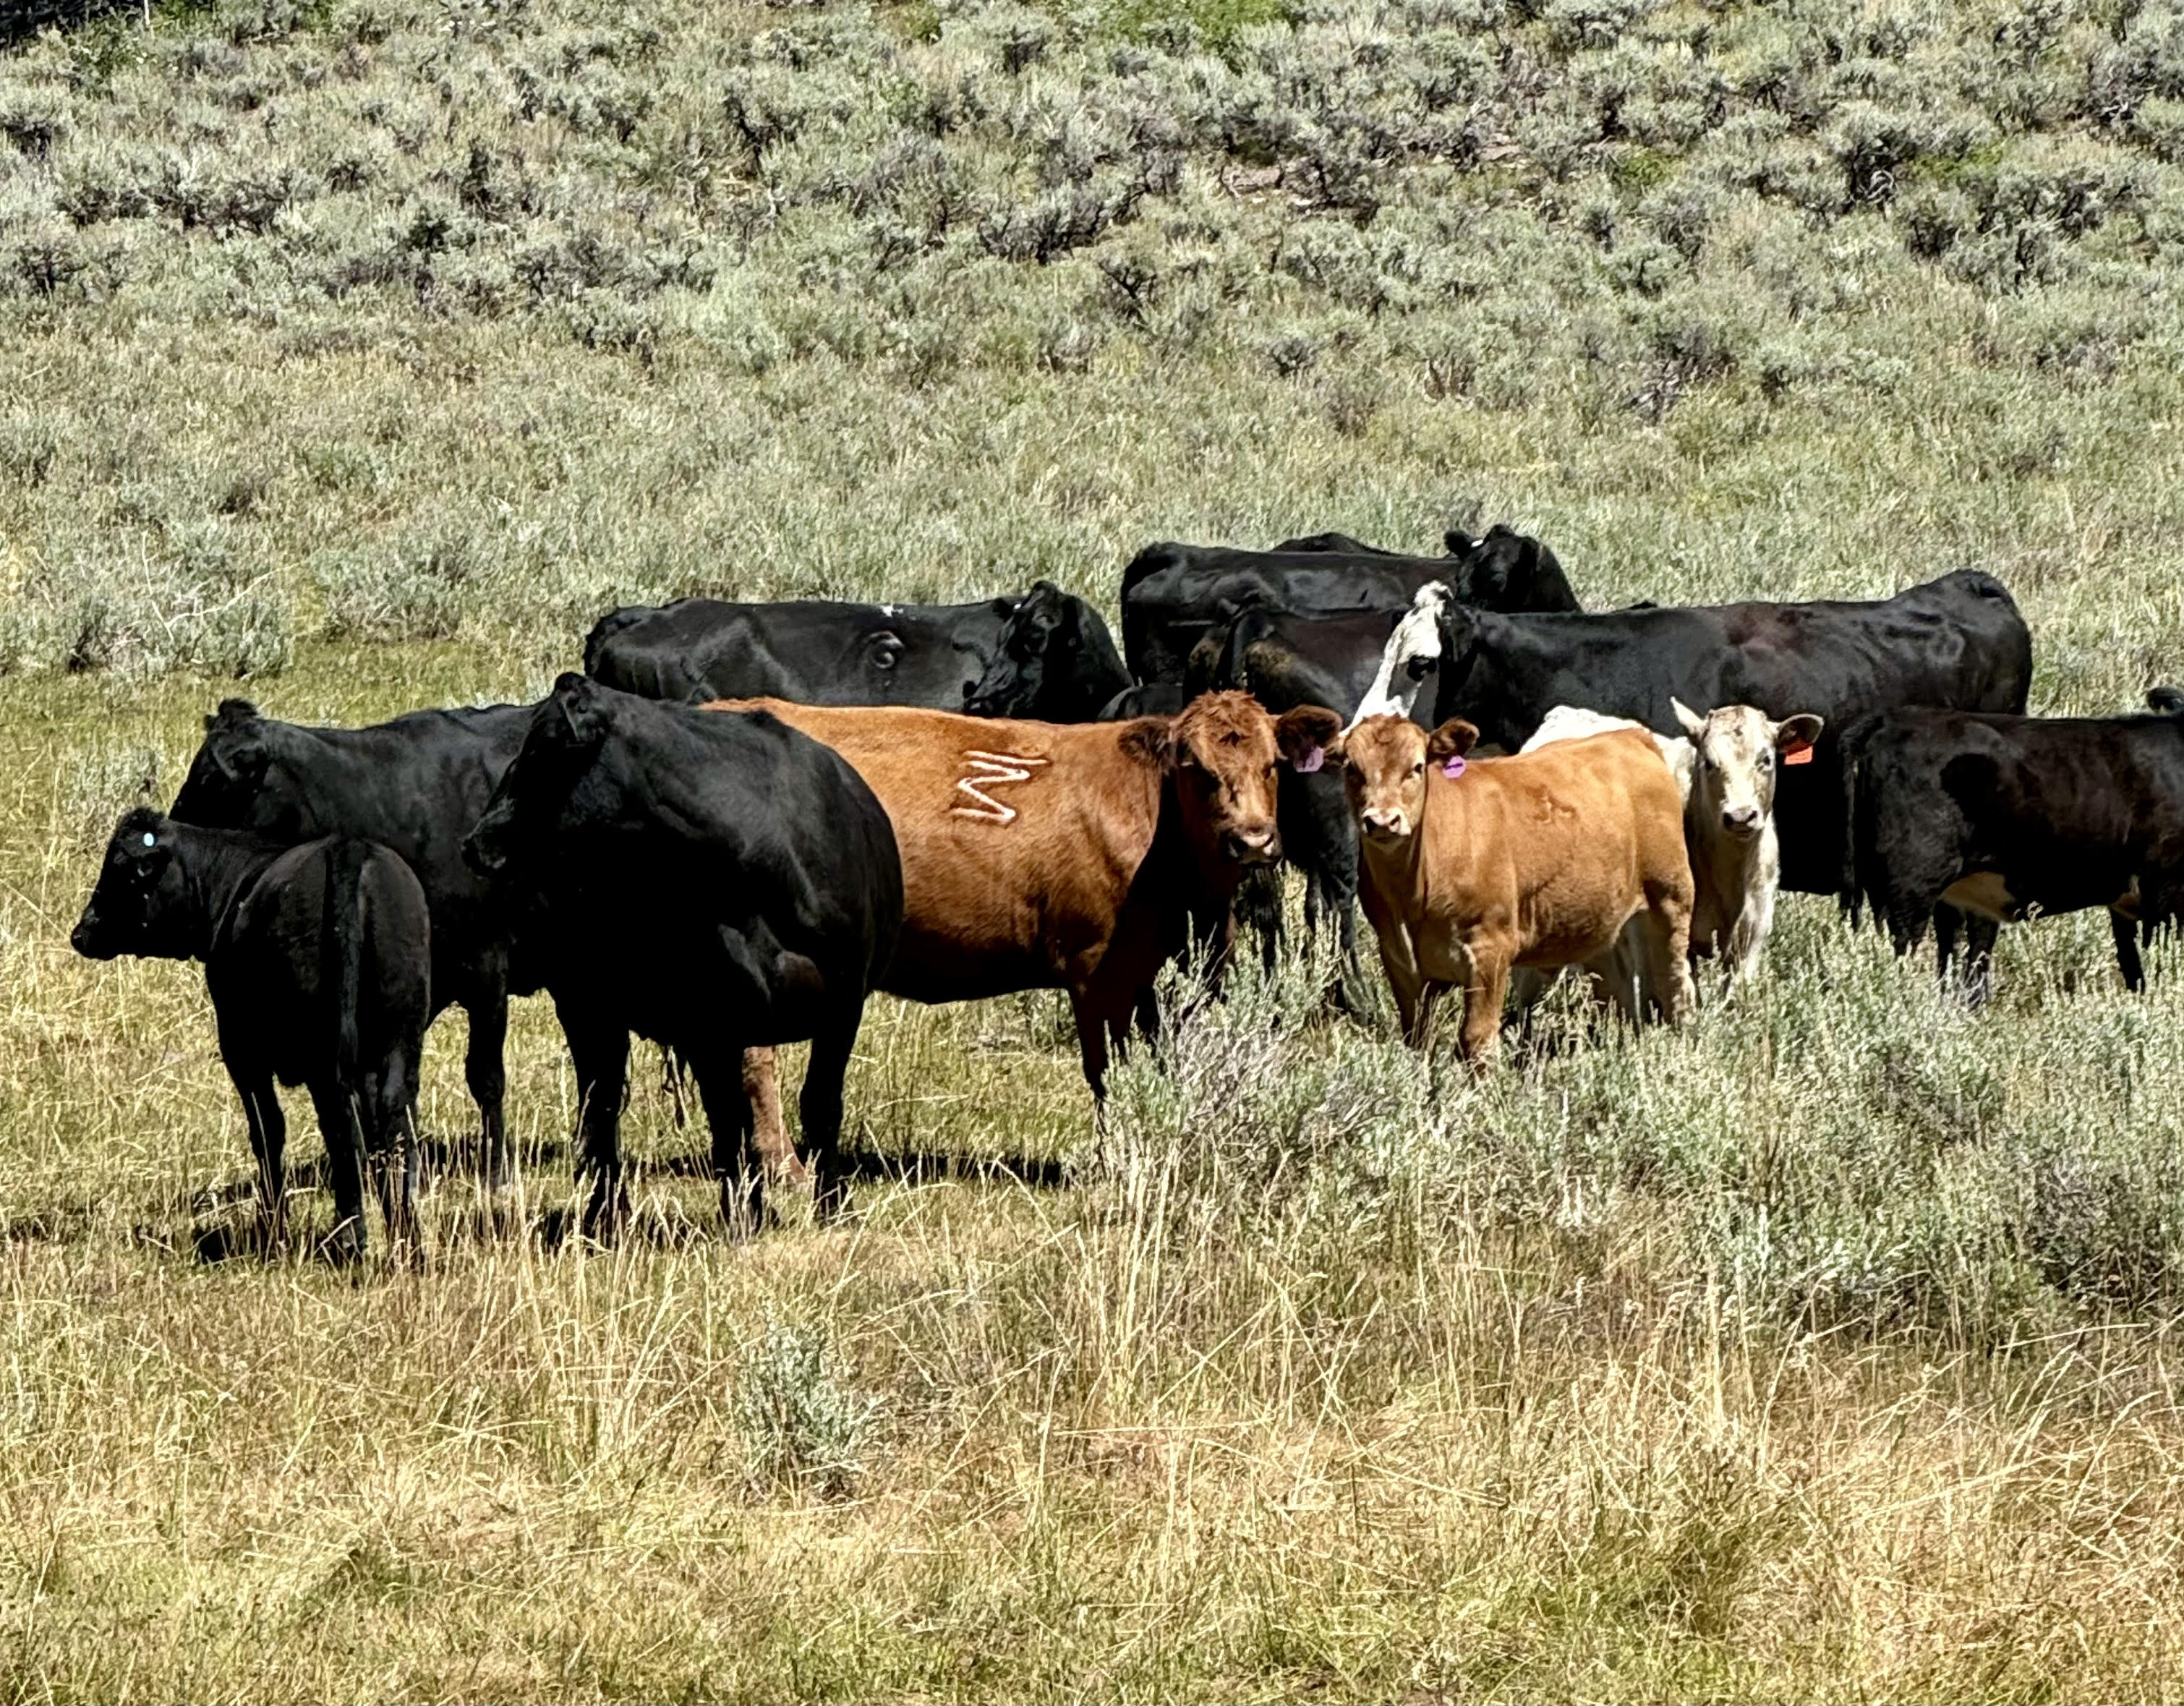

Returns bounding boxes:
[1783,742,1814,766]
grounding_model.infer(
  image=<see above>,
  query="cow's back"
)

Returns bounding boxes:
[709,699,1166,1004]
[1421,731,1687,963]
[587,597,1009,709]
[533,699,903,1041]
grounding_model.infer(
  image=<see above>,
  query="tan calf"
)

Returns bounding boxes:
[1339,715,1695,1062]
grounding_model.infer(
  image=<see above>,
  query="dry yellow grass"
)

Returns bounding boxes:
[0,655,2177,1699]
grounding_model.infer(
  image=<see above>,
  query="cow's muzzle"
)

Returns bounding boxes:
[1722,805,1762,838]
[69,917,114,960]
[1221,825,1279,865]
[1360,809,1409,843]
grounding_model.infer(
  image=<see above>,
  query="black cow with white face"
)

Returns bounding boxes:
[73,810,432,1258]
[1370,571,2034,895]
[1843,688,2184,994]
[169,698,536,1188]
[584,589,1129,722]
[462,674,902,1240]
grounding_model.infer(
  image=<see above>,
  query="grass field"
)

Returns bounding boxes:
[9,0,2184,1697]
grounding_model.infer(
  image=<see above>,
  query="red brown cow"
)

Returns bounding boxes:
[708,692,1342,1137]
[1336,714,1695,1063]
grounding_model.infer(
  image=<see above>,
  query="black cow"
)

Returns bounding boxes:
[1843,689,2184,994]
[1185,603,1420,973]
[585,588,1130,721]
[1398,571,2034,894]
[462,675,902,1239]
[1098,683,1186,720]
[1121,524,1577,688]
[960,580,1133,719]
[1275,531,1400,555]
[72,811,431,1258]
[169,698,534,1188]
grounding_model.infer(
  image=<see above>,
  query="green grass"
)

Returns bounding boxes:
[7,0,2184,1696]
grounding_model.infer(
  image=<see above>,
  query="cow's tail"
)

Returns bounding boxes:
[1837,715,1876,926]
[326,837,372,1093]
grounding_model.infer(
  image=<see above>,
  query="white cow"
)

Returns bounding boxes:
[1347,581,1452,729]
[1511,697,1823,1012]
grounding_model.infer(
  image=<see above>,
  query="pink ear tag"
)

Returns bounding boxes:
[1293,746,1324,774]
[1441,755,1466,780]
[1782,741,1814,767]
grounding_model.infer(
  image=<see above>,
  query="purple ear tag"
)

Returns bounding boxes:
[1293,746,1324,774]
[1440,755,1466,780]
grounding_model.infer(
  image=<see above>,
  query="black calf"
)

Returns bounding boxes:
[72,810,432,1258]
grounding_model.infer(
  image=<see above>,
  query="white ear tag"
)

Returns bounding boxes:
[142,832,156,848]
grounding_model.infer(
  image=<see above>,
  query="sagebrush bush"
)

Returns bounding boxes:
[1,0,2180,691]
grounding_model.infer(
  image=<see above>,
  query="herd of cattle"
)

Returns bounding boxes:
[66,524,2184,1256]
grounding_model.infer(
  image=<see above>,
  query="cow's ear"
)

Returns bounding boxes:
[1276,705,1343,772]
[1426,719,1480,762]
[1444,528,1475,556]
[215,732,270,786]
[1671,697,1707,741]
[552,674,610,746]
[206,697,259,734]
[1775,713,1824,756]
[1119,715,1177,772]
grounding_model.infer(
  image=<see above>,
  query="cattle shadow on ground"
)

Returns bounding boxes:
[161,1135,1072,1265]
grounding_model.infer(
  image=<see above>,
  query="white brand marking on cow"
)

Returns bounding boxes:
[952,750,1049,824]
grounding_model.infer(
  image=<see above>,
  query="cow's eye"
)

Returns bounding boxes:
[872,647,897,670]
[1405,657,1430,681]
[1409,762,1425,777]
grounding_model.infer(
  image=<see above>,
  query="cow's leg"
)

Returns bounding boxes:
[1456,942,1511,1067]
[741,1046,804,1182]
[225,1056,287,1245]
[1933,900,1964,984]
[1936,905,2000,1006]
[1070,984,1114,1099]
[2112,910,2146,994]
[1131,986,1161,1046]
[660,1044,690,1130]
[799,1011,866,1224]
[687,1047,761,1237]
[307,1079,370,1263]
[1634,908,1697,1028]
[558,1004,631,1243]
[464,966,511,1194]
[1365,912,1427,1044]
[370,1051,422,1254]
[1579,944,1642,1031]
[1724,900,1766,990]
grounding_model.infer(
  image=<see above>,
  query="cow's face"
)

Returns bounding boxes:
[962,588,1052,718]
[1343,714,1478,844]
[965,584,1125,720]
[1166,691,1339,869]
[464,674,607,878]
[170,699,290,832]
[1671,699,1823,839]
[73,809,193,960]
